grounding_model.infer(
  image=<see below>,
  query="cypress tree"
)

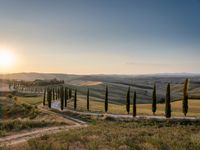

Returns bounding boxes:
[47,88,49,106]
[49,88,52,108]
[69,89,72,99]
[152,83,157,115]
[58,87,60,99]
[47,88,52,108]
[183,78,189,116]
[87,88,90,111]
[64,87,68,107]
[55,88,57,100]
[133,91,136,117]
[60,87,64,110]
[74,89,77,110]
[165,83,171,118]
[126,86,130,114]
[53,88,55,100]
[68,88,72,99]
[105,85,108,112]
[43,88,46,106]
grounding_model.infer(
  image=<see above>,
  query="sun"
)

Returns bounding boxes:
[0,49,15,68]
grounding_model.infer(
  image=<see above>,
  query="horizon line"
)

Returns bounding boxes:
[0,71,200,76]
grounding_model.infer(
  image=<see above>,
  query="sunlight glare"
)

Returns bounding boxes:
[0,49,16,68]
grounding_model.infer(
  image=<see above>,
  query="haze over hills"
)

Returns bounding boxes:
[0,72,200,81]
[0,72,200,104]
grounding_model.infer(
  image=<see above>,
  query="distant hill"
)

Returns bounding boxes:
[0,72,80,81]
[0,72,200,104]
[0,72,199,81]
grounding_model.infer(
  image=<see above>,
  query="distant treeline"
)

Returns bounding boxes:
[9,78,64,87]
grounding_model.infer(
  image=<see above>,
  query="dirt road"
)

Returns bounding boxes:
[0,104,88,148]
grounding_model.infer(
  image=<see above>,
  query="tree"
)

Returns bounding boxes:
[69,89,72,99]
[105,85,108,112]
[165,83,171,118]
[126,86,130,114]
[53,88,55,100]
[58,87,60,99]
[64,87,68,107]
[183,78,189,116]
[74,89,77,110]
[47,88,52,108]
[55,88,58,100]
[43,88,46,106]
[87,88,90,111]
[152,83,157,115]
[133,91,137,117]
[60,87,64,110]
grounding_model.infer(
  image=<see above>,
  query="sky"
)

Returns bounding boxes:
[0,0,199,74]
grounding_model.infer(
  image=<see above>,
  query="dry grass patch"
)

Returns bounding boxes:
[26,120,200,150]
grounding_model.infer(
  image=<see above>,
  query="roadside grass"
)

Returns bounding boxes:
[65,95,200,117]
[16,96,43,106]
[27,120,200,150]
[0,96,77,124]
[0,119,66,137]
[0,97,40,120]
[0,96,74,137]
[0,96,42,107]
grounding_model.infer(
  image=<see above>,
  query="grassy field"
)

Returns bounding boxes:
[0,95,199,149]
[65,95,200,117]
[0,96,41,120]
[26,120,200,150]
[0,96,70,137]
[16,96,43,106]
[0,120,65,137]
[2,93,199,117]
[65,75,200,104]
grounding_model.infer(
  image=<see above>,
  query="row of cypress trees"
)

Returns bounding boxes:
[43,86,85,111]
[43,79,189,118]
[105,78,189,118]
[152,79,189,118]
[43,86,73,110]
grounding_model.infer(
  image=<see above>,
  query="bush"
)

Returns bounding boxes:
[8,94,13,99]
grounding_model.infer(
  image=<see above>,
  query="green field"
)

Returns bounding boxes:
[2,95,198,117]
[16,96,43,106]
[65,95,200,117]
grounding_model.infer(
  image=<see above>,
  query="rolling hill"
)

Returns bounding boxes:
[0,73,200,104]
